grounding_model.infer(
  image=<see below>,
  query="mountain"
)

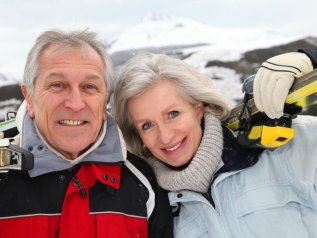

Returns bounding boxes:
[109,14,316,104]
[108,13,303,55]
[1,15,316,120]
[0,73,20,87]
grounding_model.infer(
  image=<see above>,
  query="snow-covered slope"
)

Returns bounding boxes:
[108,14,304,104]
[0,73,19,87]
[108,14,301,59]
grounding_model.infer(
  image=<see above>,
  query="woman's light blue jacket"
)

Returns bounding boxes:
[169,116,317,238]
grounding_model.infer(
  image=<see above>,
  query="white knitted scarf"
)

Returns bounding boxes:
[147,113,223,193]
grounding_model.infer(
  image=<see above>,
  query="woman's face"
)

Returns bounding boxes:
[127,80,204,167]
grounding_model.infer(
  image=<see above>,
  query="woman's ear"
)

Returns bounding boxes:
[195,101,204,120]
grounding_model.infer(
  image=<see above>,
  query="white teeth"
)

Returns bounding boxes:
[165,142,181,151]
[60,120,84,126]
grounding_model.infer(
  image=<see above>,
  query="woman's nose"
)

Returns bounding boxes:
[158,124,174,145]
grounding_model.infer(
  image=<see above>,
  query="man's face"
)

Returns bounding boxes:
[22,45,107,160]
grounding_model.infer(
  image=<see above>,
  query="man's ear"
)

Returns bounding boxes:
[102,107,107,121]
[21,85,35,118]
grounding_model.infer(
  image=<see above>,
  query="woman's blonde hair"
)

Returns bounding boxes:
[113,53,231,158]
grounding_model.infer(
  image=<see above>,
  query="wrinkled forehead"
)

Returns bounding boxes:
[41,43,101,61]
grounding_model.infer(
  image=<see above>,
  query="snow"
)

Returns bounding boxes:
[108,14,302,62]
[199,66,244,106]
[106,15,303,107]
[0,73,19,87]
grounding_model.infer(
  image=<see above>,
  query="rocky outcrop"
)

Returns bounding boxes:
[205,37,317,81]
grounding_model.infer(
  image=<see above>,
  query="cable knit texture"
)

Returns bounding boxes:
[147,113,223,193]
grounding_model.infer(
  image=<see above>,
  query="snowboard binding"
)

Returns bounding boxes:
[0,112,34,172]
[223,70,317,149]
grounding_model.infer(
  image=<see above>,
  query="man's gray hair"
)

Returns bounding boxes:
[23,29,113,98]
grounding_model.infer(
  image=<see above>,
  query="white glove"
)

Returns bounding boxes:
[253,52,313,119]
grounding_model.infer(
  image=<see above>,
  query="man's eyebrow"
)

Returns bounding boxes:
[86,74,103,80]
[46,72,65,79]
[45,73,103,81]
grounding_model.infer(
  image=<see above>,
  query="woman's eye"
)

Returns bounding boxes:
[141,122,152,131]
[168,110,179,119]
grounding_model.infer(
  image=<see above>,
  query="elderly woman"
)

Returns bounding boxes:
[113,50,317,238]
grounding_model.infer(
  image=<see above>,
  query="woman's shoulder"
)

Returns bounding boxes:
[168,190,206,203]
[290,115,317,145]
[292,115,317,126]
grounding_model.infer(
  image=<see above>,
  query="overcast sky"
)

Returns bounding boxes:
[1,0,316,79]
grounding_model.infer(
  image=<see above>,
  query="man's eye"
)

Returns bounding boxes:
[141,122,152,131]
[84,84,98,92]
[168,111,179,119]
[50,82,63,90]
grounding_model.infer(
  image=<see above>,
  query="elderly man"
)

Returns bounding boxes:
[0,30,173,238]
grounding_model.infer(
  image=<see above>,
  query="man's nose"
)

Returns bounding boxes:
[64,88,85,111]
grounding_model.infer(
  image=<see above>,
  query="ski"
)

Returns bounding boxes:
[0,114,18,138]
[222,69,317,148]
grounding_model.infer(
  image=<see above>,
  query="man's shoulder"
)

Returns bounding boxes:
[125,151,156,185]
[126,152,151,169]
